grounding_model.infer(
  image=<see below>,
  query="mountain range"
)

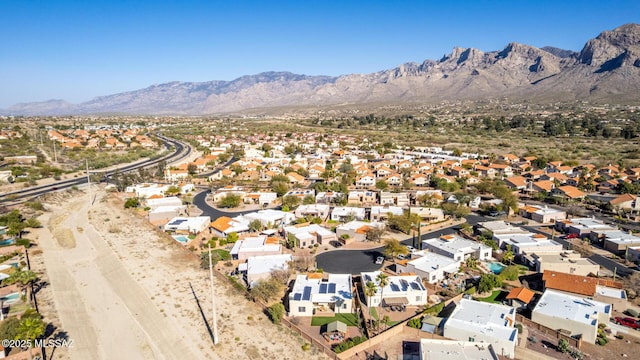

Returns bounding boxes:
[4,23,640,116]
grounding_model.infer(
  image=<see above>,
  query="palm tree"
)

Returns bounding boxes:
[6,269,38,306]
[364,281,378,307]
[376,273,389,309]
[15,316,45,360]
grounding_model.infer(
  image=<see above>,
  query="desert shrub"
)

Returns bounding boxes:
[407,317,422,329]
[333,336,367,353]
[558,338,569,353]
[124,198,139,208]
[267,303,285,324]
[424,302,445,316]
[515,324,523,334]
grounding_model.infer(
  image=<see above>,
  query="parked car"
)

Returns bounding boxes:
[375,256,384,265]
[565,233,579,239]
[614,317,640,330]
[397,254,406,260]
[405,245,416,253]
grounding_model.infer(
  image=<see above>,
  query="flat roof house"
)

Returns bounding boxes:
[360,271,427,308]
[419,339,499,360]
[230,235,281,260]
[330,207,366,222]
[396,252,461,284]
[294,204,331,221]
[422,235,491,261]
[528,251,600,276]
[163,216,210,235]
[288,273,353,317]
[599,230,640,254]
[443,298,517,359]
[532,289,611,343]
[543,270,627,311]
[283,224,337,248]
[335,221,386,243]
[239,254,292,287]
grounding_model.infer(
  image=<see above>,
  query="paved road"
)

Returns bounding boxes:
[193,190,256,219]
[316,214,489,274]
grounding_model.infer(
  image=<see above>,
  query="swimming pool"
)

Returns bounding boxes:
[488,262,506,274]
[0,239,15,246]
[0,292,21,305]
[173,235,190,244]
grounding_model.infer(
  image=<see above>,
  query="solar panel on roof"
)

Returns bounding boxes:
[319,283,328,294]
[390,283,400,292]
[293,293,301,301]
[410,282,421,290]
[328,283,336,294]
[302,286,312,301]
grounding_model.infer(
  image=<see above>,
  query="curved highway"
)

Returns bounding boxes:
[0,134,191,203]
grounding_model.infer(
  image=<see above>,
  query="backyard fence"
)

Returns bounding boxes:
[516,314,582,349]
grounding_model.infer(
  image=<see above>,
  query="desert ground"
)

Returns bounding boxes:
[29,186,327,360]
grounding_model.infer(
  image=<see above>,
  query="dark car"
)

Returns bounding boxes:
[614,317,640,330]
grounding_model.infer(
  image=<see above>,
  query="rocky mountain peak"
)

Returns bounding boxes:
[3,23,639,116]
[578,23,640,68]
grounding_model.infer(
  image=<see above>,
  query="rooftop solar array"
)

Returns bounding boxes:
[319,283,328,294]
[328,283,336,294]
[302,286,312,301]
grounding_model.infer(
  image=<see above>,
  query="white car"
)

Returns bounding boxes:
[375,256,384,265]
[405,245,416,253]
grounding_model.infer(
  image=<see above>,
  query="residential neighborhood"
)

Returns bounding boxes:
[1,117,640,360]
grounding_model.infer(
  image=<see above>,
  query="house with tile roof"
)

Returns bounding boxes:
[505,287,535,310]
[608,193,639,211]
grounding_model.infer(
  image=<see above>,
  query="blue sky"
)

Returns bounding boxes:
[1,0,639,108]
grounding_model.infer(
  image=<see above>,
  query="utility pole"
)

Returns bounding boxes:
[53,141,58,163]
[86,159,91,205]
[208,244,219,345]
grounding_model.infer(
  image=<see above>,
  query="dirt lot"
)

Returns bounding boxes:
[29,187,328,360]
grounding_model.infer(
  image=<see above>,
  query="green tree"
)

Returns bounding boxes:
[0,317,20,342]
[365,227,385,242]
[267,303,285,324]
[250,278,282,303]
[364,281,378,306]
[383,239,408,259]
[15,316,46,360]
[477,273,502,293]
[500,265,520,281]
[281,195,300,209]
[218,193,242,208]
[376,273,389,309]
[249,219,263,232]
[165,185,181,196]
[302,194,316,205]
[271,181,289,197]
[227,232,238,243]
[375,180,389,190]
[502,245,515,265]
